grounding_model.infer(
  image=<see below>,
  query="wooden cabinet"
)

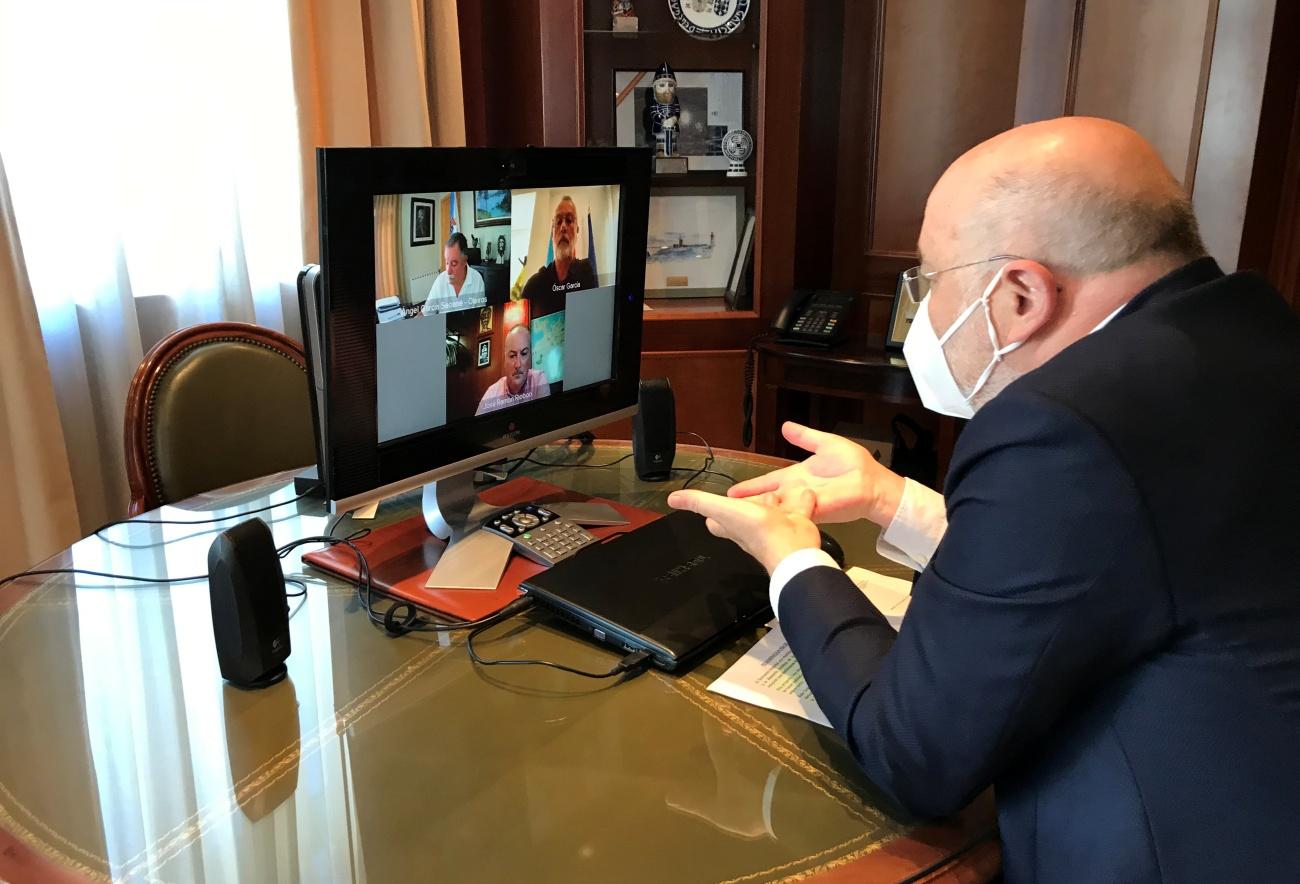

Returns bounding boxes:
[458,0,1294,454]
[459,0,805,450]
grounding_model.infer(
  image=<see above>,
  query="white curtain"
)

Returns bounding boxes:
[0,0,305,532]
[0,153,81,575]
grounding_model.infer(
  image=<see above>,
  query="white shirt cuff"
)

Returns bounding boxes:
[768,547,840,619]
[876,478,947,571]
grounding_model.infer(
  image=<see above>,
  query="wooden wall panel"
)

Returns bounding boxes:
[831,0,1027,303]
[1072,0,1218,187]
[458,0,544,148]
[597,350,747,451]
[871,0,1027,255]
[1191,0,1276,268]
[539,0,585,146]
[1014,0,1084,123]
[1239,0,1299,310]
[793,0,846,291]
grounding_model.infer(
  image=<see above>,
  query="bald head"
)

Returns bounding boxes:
[924,117,1204,276]
[916,117,1209,411]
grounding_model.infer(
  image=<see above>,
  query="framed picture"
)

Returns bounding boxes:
[886,272,920,350]
[645,187,744,298]
[477,337,491,368]
[474,189,511,227]
[614,70,743,171]
[724,211,756,309]
[478,306,493,334]
[410,198,434,247]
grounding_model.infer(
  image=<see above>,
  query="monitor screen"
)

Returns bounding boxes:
[374,184,623,444]
[312,148,650,512]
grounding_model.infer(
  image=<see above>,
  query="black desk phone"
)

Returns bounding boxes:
[773,289,854,348]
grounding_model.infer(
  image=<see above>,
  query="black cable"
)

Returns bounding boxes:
[673,466,737,487]
[0,568,210,591]
[742,333,771,448]
[325,510,352,538]
[677,431,716,489]
[891,825,999,884]
[523,452,634,470]
[92,485,319,542]
[466,612,653,679]
[279,533,534,637]
[499,447,537,479]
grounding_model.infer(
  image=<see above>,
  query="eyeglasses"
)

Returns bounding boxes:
[900,255,1022,304]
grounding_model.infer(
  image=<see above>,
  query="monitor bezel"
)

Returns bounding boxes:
[315,147,651,511]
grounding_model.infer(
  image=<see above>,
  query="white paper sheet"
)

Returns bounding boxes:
[708,625,831,727]
[718,567,912,726]
[844,566,912,629]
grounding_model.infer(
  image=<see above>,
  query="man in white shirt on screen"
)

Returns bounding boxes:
[422,232,486,315]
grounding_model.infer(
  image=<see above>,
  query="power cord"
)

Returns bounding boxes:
[467,612,653,680]
[3,527,651,683]
[92,484,321,542]
[742,332,771,448]
[0,567,209,591]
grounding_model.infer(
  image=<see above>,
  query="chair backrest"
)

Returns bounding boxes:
[125,322,316,515]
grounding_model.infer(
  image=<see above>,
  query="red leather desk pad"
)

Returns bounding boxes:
[302,477,661,621]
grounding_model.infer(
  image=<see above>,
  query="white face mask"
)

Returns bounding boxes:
[902,265,1022,419]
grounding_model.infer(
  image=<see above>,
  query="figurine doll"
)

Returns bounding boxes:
[642,62,680,158]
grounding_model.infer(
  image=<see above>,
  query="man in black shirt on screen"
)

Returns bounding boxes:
[522,194,597,316]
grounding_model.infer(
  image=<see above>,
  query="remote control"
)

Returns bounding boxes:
[483,503,599,567]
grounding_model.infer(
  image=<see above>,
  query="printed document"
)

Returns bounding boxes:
[712,567,912,726]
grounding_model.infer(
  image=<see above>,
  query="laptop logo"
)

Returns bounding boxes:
[655,554,709,582]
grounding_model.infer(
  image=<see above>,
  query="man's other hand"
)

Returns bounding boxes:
[667,487,822,575]
[728,422,907,528]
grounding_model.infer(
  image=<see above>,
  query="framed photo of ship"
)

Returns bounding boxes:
[644,187,744,299]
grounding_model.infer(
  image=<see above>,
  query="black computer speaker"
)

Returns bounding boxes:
[633,377,676,481]
[208,518,291,689]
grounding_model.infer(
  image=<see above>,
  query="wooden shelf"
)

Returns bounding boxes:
[644,297,756,320]
[650,171,750,188]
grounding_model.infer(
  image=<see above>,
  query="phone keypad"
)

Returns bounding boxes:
[484,504,598,567]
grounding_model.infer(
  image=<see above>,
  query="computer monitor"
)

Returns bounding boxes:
[305,147,650,545]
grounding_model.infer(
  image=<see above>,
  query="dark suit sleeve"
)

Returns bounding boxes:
[779,390,1174,818]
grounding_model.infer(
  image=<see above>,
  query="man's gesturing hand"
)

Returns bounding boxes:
[728,422,906,527]
[667,487,822,575]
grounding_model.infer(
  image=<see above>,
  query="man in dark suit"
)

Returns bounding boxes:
[669,117,1300,881]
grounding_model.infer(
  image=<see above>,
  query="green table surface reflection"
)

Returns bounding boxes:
[0,442,996,883]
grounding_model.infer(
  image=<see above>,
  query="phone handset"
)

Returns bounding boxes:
[772,290,814,334]
[773,290,853,347]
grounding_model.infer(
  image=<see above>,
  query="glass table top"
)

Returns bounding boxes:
[0,442,990,883]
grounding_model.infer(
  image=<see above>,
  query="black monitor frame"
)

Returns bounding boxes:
[314,147,651,511]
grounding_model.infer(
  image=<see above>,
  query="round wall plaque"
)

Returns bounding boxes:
[667,0,750,41]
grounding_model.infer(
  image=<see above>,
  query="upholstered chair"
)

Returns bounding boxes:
[124,322,316,515]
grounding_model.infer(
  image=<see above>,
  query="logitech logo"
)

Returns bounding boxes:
[655,554,709,582]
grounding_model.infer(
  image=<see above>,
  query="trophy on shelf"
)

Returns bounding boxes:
[612,0,638,33]
[722,128,753,177]
[644,62,688,174]
[486,241,495,263]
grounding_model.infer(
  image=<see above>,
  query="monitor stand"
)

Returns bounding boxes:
[420,472,516,591]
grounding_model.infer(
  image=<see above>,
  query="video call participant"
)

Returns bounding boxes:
[521,196,597,316]
[475,324,551,415]
[422,232,486,316]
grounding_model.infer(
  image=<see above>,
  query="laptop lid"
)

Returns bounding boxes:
[520,511,771,672]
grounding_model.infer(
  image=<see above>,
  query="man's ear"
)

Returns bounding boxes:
[996,259,1056,344]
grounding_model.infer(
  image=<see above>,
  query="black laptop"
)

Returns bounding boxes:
[519,510,772,672]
